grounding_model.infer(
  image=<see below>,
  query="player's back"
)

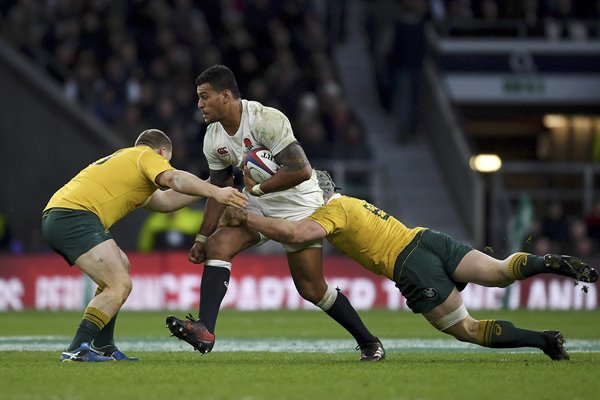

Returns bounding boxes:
[44,146,172,228]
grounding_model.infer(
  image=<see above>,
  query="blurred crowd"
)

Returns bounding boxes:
[0,0,371,177]
[523,199,600,265]
[362,0,600,141]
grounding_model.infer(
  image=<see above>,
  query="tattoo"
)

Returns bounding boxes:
[210,166,233,187]
[274,142,309,171]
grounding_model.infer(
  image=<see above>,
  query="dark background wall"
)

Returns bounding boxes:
[0,40,143,252]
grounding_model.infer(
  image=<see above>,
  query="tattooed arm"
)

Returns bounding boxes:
[247,141,313,194]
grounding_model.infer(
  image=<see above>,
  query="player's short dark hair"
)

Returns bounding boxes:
[195,64,241,99]
[135,129,172,151]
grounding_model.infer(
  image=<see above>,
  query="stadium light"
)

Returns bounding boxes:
[469,154,502,173]
[543,114,568,129]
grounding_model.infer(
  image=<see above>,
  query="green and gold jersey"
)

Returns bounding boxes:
[308,195,425,279]
[44,146,174,229]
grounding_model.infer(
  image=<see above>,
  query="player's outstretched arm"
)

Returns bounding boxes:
[219,206,326,243]
[148,169,247,212]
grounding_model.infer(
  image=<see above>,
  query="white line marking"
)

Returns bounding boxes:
[1,337,599,353]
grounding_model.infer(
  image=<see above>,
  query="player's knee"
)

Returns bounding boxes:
[205,234,239,260]
[295,280,329,305]
[112,276,132,304]
[430,304,478,343]
[296,285,322,304]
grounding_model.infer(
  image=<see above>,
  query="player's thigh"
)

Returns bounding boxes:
[75,239,130,288]
[205,226,261,260]
[452,249,508,286]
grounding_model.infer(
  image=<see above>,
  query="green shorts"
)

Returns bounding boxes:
[41,208,112,266]
[392,229,473,314]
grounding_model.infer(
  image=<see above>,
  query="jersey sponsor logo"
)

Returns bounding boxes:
[217,147,229,156]
[423,288,438,299]
[243,138,253,151]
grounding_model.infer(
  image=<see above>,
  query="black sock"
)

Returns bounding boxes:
[67,320,102,351]
[198,266,231,333]
[324,291,377,345]
[477,320,545,349]
[93,314,117,348]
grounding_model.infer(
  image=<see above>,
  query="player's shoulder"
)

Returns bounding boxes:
[203,123,225,146]
[246,100,287,120]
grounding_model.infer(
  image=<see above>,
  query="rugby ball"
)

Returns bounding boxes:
[245,147,279,183]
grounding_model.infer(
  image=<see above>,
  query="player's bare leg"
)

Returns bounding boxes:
[287,248,384,361]
[453,249,597,287]
[424,289,569,360]
[61,240,131,362]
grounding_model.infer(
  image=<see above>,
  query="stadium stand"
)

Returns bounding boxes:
[0,0,373,251]
[0,0,598,259]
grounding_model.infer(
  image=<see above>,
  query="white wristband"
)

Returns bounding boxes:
[251,184,264,196]
[195,234,207,243]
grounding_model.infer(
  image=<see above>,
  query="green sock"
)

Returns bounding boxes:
[507,252,545,280]
[477,320,545,349]
[67,320,102,351]
[66,306,110,351]
[93,314,118,348]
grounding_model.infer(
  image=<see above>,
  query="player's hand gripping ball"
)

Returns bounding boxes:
[245,147,279,183]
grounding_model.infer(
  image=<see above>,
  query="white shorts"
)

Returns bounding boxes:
[245,170,324,252]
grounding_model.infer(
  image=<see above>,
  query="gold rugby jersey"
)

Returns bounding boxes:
[308,195,425,279]
[44,146,174,228]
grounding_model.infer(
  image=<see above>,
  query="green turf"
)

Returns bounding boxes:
[1,309,599,400]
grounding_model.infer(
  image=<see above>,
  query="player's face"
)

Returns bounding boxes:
[197,83,225,124]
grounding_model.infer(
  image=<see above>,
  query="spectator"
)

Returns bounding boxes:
[386,0,429,143]
[137,207,204,252]
[540,200,570,246]
[585,199,600,245]
[0,212,13,253]
[0,0,372,220]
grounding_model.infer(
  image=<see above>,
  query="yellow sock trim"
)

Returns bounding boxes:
[477,320,497,347]
[507,252,529,280]
[83,307,110,329]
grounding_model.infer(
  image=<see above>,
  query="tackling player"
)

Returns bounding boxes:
[42,129,247,362]
[218,170,599,361]
[166,65,384,361]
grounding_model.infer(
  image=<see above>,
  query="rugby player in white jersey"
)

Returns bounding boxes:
[166,65,384,361]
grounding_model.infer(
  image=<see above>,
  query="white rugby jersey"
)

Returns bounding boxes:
[202,99,323,217]
[204,100,295,170]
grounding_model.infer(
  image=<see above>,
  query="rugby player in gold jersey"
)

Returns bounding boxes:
[42,129,247,362]
[219,170,598,361]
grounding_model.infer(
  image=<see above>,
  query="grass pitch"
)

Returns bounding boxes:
[1,309,599,399]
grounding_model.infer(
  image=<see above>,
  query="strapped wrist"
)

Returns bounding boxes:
[251,184,264,196]
[195,234,207,243]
